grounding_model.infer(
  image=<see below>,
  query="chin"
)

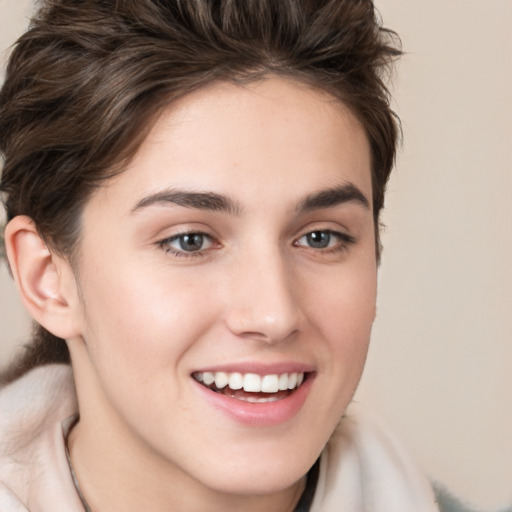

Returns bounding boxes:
[194,446,316,497]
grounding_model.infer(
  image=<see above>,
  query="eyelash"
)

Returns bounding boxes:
[158,229,355,259]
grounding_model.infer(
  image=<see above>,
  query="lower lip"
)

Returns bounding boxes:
[193,375,315,427]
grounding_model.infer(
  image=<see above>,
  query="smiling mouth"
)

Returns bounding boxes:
[192,371,308,403]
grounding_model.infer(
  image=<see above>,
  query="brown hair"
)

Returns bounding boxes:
[0,0,401,383]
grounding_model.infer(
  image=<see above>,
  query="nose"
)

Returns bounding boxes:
[224,249,301,344]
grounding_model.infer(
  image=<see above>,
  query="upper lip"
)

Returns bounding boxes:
[191,362,315,376]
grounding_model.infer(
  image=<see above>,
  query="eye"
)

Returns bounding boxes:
[294,229,354,251]
[300,230,333,249]
[159,231,215,256]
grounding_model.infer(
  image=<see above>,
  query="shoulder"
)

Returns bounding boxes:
[310,403,504,512]
[311,403,439,512]
[0,363,74,409]
[0,365,79,510]
[0,364,75,450]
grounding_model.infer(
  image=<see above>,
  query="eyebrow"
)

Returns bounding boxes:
[131,189,242,216]
[296,183,370,212]
[131,182,369,216]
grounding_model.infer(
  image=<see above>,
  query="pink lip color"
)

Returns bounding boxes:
[192,362,315,375]
[193,373,315,427]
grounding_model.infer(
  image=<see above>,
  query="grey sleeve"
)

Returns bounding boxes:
[434,484,512,512]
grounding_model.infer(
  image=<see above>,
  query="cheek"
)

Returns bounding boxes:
[311,260,377,388]
[312,260,377,340]
[78,261,220,381]
[75,270,220,439]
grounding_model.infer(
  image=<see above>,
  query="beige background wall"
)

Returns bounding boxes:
[356,1,512,509]
[1,1,511,509]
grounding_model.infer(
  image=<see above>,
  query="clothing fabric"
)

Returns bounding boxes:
[1,364,441,511]
[0,365,82,512]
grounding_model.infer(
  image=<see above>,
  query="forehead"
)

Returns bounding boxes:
[84,77,372,216]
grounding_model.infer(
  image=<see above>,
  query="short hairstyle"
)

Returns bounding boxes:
[0,0,401,382]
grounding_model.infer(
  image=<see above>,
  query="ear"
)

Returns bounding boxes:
[4,215,82,340]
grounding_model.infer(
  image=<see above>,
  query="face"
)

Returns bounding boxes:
[68,78,376,500]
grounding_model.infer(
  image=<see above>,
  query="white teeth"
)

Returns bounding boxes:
[202,372,215,385]
[193,371,306,393]
[244,395,280,403]
[261,374,279,393]
[228,372,243,390]
[243,373,261,392]
[287,373,298,390]
[214,372,228,389]
[278,373,289,391]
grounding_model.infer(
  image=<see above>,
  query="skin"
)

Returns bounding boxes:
[24,78,377,511]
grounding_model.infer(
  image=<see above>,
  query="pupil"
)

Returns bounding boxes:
[307,231,330,248]
[179,234,203,251]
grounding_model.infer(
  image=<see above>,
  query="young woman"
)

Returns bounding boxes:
[0,1,452,510]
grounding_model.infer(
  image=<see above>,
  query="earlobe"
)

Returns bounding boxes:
[4,215,82,340]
